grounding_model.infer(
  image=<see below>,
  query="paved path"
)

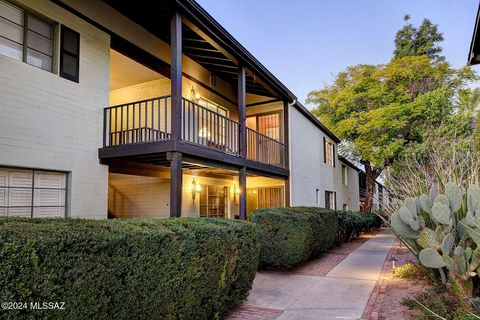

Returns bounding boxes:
[228,230,396,320]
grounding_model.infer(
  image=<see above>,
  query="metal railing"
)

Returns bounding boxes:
[246,127,287,168]
[103,95,171,147]
[181,98,240,156]
[103,95,287,168]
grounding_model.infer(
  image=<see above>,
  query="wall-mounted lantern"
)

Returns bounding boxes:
[191,178,201,202]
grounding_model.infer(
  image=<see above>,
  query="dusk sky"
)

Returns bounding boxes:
[196,0,480,106]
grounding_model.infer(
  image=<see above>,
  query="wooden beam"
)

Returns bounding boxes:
[246,98,280,108]
[171,12,182,141]
[239,167,247,220]
[238,66,247,158]
[169,152,183,217]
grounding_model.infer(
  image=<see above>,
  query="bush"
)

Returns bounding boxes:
[0,217,258,320]
[336,210,380,243]
[250,207,338,269]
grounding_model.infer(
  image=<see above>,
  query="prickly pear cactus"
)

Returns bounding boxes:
[390,184,480,297]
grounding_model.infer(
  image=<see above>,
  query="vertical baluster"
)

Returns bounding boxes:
[157,99,160,141]
[151,99,154,141]
[120,106,124,145]
[164,98,168,139]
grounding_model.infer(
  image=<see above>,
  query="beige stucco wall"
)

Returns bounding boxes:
[289,106,341,208]
[0,0,110,218]
[335,162,360,211]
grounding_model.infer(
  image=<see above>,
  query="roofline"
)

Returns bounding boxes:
[294,101,341,143]
[176,0,297,100]
[338,155,360,172]
[468,2,480,65]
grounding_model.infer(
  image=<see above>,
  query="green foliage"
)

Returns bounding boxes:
[403,289,480,320]
[390,183,480,298]
[0,217,258,320]
[393,262,422,280]
[394,16,445,61]
[250,207,378,269]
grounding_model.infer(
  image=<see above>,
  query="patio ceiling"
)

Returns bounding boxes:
[103,0,276,97]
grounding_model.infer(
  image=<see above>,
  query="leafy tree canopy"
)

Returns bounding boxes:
[394,15,444,61]
[307,56,476,172]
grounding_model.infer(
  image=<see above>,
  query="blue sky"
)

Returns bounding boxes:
[196,0,480,105]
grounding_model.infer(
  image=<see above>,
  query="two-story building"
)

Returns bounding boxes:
[0,0,360,219]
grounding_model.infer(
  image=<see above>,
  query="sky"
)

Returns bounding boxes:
[196,0,480,106]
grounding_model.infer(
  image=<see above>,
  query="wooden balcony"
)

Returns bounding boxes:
[101,96,287,170]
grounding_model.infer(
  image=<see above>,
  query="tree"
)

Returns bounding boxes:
[307,56,475,212]
[394,15,444,61]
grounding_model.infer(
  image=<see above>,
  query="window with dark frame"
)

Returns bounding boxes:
[0,0,54,71]
[325,191,336,210]
[60,25,80,82]
[324,138,335,166]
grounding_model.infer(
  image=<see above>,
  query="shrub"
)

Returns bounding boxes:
[336,210,380,243]
[250,207,338,269]
[249,208,311,269]
[0,217,258,320]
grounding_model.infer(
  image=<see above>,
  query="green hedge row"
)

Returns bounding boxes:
[0,218,258,320]
[250,207,379,269]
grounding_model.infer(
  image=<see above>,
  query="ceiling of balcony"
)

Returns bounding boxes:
[103,0,275,97]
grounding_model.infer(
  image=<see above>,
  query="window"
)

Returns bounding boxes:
[246,112,281,141]
[343,204,349,210]
[325,191,336,210]
[0,0,54,71]
[324,138,335,166]
[0,167,67,217]
[257,187,284,209]
[316,189,321,205]
[60,25,80,82]
[342,165,348,186]
[199,185,228,218]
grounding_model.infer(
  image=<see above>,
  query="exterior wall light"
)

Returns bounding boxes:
[191,178,201,202]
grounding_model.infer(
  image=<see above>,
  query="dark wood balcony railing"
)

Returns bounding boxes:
[103,95,287,168]
[181,98,239,156]
[246,128,287,168]
[103,95,171,147]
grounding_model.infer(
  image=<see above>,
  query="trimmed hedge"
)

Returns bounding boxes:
[250,207,379,269]
[0,217,258,320]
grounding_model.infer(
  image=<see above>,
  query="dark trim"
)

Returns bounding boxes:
[338,155,361,172]
[468,2,480,65]
[170,12,182,141]
[246,98,280,108]
[176,0,296,100]
[295,101,340,143]
[98,140,289,178]
[238,66,247,158]
[168,152,182,217]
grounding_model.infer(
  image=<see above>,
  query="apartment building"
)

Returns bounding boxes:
[0,0,360,219]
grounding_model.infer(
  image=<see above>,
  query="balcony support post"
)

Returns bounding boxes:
[171,12,182,141]
[238,66,246,158]
[169,152,183,217]
[239,166,247,220]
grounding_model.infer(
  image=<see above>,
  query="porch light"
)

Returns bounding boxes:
[191,178,201,202]
[190,86,201,101]
[199,127,211,138]
[233,184,240,204]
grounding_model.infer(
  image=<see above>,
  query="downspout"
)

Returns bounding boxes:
[286,99,296,207]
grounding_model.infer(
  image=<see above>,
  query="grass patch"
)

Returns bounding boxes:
[394,262,423,280]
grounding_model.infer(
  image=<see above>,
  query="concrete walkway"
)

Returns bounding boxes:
[229,230,396,320]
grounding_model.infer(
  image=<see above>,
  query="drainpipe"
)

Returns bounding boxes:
[286,99,296,207]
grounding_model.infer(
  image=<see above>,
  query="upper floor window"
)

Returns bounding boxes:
[0,0,54,71]
[60,25,80,82]
[324,138,335,166]
[342,165,348,186]
[198,98,229,117]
